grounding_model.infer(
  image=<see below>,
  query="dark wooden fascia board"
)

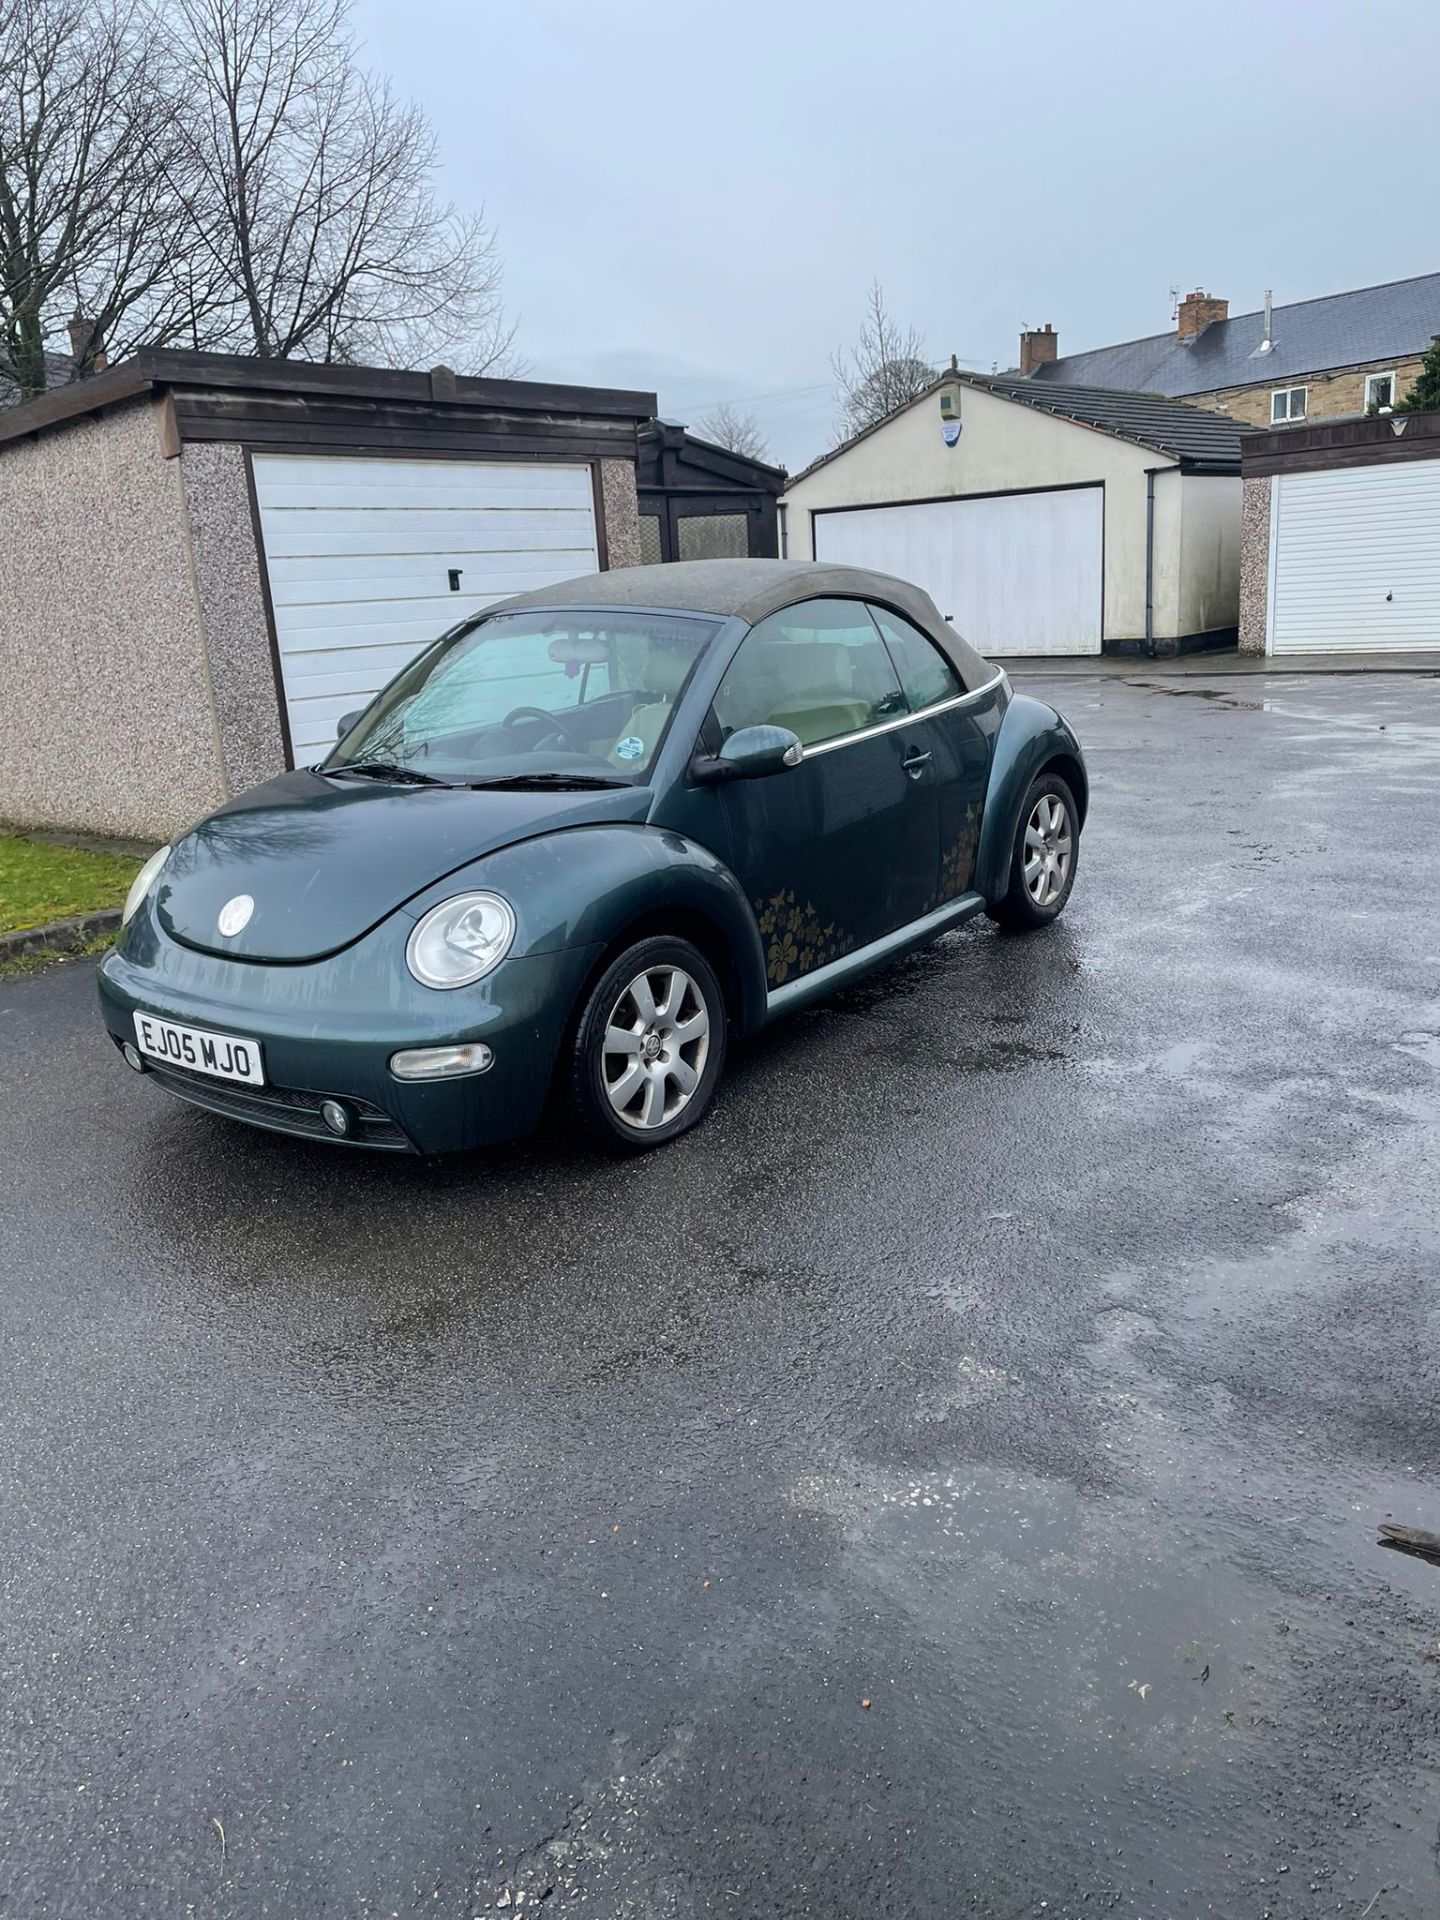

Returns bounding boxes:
[0,348,658,451]
[639,484,770,503]
[0,365,151,445]
[194,424,639,465]
[1241,408,1440,477]
[168,387,644,433]
[169,390,641,465]
[671,437,787,490]
[637,422,787,494]
[1244,434,1440,478]
[133,349,657,419]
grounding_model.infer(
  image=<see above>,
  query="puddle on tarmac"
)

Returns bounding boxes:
[789,1454,1440,1915]
[1123,679,1264,710]
[1395,1030,1440,1069]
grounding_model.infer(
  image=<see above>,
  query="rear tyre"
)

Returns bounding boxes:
[987,771,1079,930]
[569,937,728,1152]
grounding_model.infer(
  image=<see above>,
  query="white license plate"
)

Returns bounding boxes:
[133,1012,265,1085]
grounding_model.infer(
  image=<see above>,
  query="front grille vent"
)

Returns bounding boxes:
[135,1052,412,1150]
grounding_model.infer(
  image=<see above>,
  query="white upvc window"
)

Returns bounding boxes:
[1270,386,1308,423]
[1364,370,1397,411]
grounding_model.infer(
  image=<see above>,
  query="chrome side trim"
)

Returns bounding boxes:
[802,667,1008,759]
[764,892,986,1019]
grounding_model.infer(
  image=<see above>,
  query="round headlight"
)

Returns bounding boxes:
[122,844,172,926]
[406,891,516,989]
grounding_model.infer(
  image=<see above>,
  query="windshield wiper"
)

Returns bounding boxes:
[327,760,452,787]
[464,772,632,791]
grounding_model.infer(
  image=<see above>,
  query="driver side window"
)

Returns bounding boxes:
[713,598,906,749]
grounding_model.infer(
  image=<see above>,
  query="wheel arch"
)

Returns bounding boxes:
[568,902,753,1042]
[1040,749,1088,828]
[975,696,1088,903]
[415,823,770,1038]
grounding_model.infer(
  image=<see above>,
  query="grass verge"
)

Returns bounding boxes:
[0,834,141,936]
[0,929,116,980]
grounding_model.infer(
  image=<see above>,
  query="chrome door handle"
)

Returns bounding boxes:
[901,749,932,777]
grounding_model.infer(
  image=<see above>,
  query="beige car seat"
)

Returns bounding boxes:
[607,638,697,769]
[716,635,897,748]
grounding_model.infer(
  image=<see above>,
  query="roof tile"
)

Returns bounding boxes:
[1029,272,1440,398]
[974,373,1248,465]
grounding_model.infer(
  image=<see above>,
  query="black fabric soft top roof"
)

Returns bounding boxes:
[496,559,995,688]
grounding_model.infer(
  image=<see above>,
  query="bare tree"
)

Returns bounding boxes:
[831,280,935,439]
[694,399,770,463]
[0,0,217,401]
[166,0,517,371]
[0,0,517,401]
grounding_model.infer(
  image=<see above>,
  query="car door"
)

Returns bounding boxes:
[710,597,940,989]
[866,601,1003,905]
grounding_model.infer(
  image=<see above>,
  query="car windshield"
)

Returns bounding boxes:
[322,607,720,786]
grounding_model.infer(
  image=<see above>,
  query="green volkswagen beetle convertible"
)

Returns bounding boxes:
[99,560,1086,1154]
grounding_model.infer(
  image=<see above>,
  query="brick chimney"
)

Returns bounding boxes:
[68,311,108,371]
[1019,322,1058,375]
[1176,290,1227,342]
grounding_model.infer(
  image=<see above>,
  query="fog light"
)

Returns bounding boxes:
[320,1098,353,1137]
[389,1042,493,1082]
[121,1041,146,1073]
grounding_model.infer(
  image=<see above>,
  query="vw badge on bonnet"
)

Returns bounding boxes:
[217,894,254,937]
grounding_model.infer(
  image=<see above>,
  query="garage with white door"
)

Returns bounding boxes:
[784,368,1245,657]
[1241,411,1440,656]
[0,350,656,841]
[253,454,601,756]
[813,484,1103,656]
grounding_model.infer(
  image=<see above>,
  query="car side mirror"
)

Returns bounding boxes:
[336,709,365,742]
[692,724,804,784]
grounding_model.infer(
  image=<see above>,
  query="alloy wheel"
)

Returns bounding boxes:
[1023,793,1073,906]
[601,966,711,1131]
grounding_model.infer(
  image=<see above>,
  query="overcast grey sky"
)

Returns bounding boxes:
[351,0,1439,471]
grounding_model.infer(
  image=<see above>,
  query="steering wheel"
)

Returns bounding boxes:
[500,704,592,751]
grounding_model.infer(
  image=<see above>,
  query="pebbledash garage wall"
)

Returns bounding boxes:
[0,351,653,843]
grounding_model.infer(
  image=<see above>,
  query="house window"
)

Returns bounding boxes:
[1270,386,1308,423]
[1365,370,1397,411]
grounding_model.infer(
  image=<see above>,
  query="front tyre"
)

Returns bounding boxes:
[988,771,1080,930]
[569,937,728,1152]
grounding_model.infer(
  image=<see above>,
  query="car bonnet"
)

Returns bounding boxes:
[152,769,651,963]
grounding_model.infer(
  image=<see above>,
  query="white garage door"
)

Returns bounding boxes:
[252,454,600,757]
[812,486,1103,656]
[1269,461,1440,653]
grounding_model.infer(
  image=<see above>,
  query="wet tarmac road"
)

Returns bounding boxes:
[4,669,1440,1919]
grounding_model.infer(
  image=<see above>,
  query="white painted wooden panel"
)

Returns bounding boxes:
[812,487,1103,656]
[252,453,599,757]
[255,457,592,509]
[259,508,597,556]
[265,553,587,605]
[1270,462,1440,653]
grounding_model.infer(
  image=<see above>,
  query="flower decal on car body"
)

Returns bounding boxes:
[930,805,981,910]
[754,889,855,985]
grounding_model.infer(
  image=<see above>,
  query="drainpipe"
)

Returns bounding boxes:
[1144,468,1158,658]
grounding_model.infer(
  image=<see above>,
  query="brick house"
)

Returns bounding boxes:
[1018,272,1440,429]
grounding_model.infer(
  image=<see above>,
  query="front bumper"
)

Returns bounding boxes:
[97,906,602,1154]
